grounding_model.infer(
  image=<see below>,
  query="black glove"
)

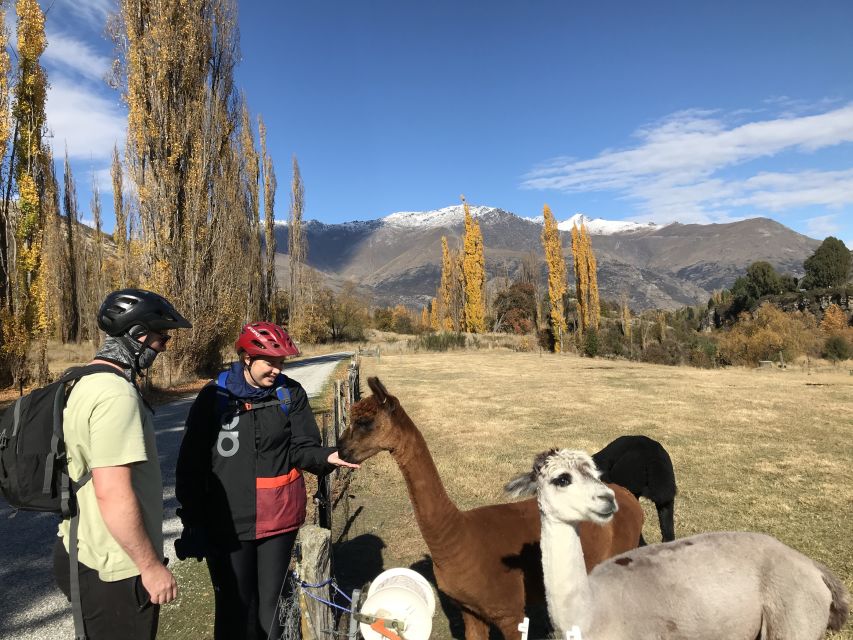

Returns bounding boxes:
[174,525,209,562]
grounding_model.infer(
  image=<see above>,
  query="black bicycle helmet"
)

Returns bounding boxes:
[98,288,192,336]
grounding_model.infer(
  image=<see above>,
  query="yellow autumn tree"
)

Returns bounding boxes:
[820,304,850,337]
[583,224,600,331]
[110,144,129,286]
[0,0,11,331]
[461,199,486,333]
[541,204,567,351]
[429,296,439,330]
[260,116,278,322]
[1,0,50,385]
[116,0,254,374]
[571,221,600,334]
[439,236,455,330]
[570,223,587,334]
[620,292,632,342]
[240,98,262,323]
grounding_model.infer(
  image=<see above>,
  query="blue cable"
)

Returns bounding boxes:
[332,583,353,604]
[300,588,352,614]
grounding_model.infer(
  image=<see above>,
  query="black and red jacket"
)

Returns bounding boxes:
[175,368,335,542]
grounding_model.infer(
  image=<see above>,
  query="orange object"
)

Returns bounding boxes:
[369,620,403,640]
[256,468,302,489]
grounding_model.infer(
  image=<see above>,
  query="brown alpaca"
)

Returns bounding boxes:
[337,377,644,640]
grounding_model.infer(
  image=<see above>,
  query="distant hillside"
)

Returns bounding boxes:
[274,205,820,310]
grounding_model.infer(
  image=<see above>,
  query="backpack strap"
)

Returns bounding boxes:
[68,471,92,640]
[214,372,292,417]
[275,386,292,417]
[43,365,125,513]
[242,386,291,416]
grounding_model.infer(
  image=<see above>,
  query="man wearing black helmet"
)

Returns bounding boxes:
[53,289,192,639]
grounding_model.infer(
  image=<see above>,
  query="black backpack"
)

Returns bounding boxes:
[0,363,125,640]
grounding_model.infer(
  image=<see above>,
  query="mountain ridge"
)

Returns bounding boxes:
[274,206,820,310]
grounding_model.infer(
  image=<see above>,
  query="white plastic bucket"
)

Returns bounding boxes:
[359,567,436,640]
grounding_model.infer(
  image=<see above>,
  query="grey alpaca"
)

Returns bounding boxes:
[506,449,849,640]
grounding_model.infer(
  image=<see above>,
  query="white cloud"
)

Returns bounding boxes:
[522,103,853,226]
[45,74,126,162]
[43,29,112,83]
[49,0,114,29]
[805,215,841,239]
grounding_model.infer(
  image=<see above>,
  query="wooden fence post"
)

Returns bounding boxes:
[296,525,333,640]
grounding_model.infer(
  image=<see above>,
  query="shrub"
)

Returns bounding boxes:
[716,302,820,366]
[686,336,719,368]
[583,329,600,358]
[410,332,467,352]
[599,322,628,357]
[641,339,684,366]
[823,335,851,362]
[537,328,555,352]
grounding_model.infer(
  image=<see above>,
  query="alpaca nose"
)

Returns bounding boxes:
[599,491,617,514]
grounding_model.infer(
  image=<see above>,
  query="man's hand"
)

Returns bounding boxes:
[140,562,178,605]
[93,465,177,605]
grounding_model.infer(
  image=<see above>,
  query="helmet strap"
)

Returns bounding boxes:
[242,356,266,388]
[123,327,159,377]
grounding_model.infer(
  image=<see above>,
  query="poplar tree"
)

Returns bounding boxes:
[62,148,81,342]
[239,99,261,321]
[2,0,50,384]
[0,1,11,314]
[288,155,306,335]
[260,116,277,321]
[89,175,104,346]
[583,223,600,330]
[620,292,632,342]
[429,296,439,330]
[40,149,63,344]
[461,199,486,333]
[116,0,250,373]
[541,204,567,351]
[110,144,128,285]
[570,223,585,334]
[454,248,465,331]
[439,236,454,330]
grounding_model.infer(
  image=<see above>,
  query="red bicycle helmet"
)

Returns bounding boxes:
[235,322,299,358]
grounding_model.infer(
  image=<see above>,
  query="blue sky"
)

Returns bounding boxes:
[29,0,853,247]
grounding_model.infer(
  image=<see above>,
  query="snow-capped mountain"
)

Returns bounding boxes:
[556,213,661,235]
[382,205,660,235]
[382,204,498,227]
[272,205,819,310]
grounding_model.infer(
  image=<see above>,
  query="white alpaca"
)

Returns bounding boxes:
[505,449,849,640]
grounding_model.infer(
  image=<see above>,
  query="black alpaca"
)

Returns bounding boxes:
[592,435,677,544]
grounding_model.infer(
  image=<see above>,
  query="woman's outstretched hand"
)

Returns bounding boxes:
[327,451,360,469]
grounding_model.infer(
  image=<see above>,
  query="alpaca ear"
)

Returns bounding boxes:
[532,449,557,477]
[504,471,537,498]
[367,377,397,411]
[368,377,389,401]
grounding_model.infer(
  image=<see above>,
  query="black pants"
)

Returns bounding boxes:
[206,530,299,640]
[53,538,159,640]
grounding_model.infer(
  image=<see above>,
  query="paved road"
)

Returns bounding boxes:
[0,353,353,640]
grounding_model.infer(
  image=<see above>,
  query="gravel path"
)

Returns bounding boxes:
[0,353,352,640]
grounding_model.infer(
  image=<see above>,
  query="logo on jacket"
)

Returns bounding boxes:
[217,412,241,457]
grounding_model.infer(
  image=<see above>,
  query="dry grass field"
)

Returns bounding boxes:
[336,350,852,639]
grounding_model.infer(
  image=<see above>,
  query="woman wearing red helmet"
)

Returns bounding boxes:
[174,322,357,639]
